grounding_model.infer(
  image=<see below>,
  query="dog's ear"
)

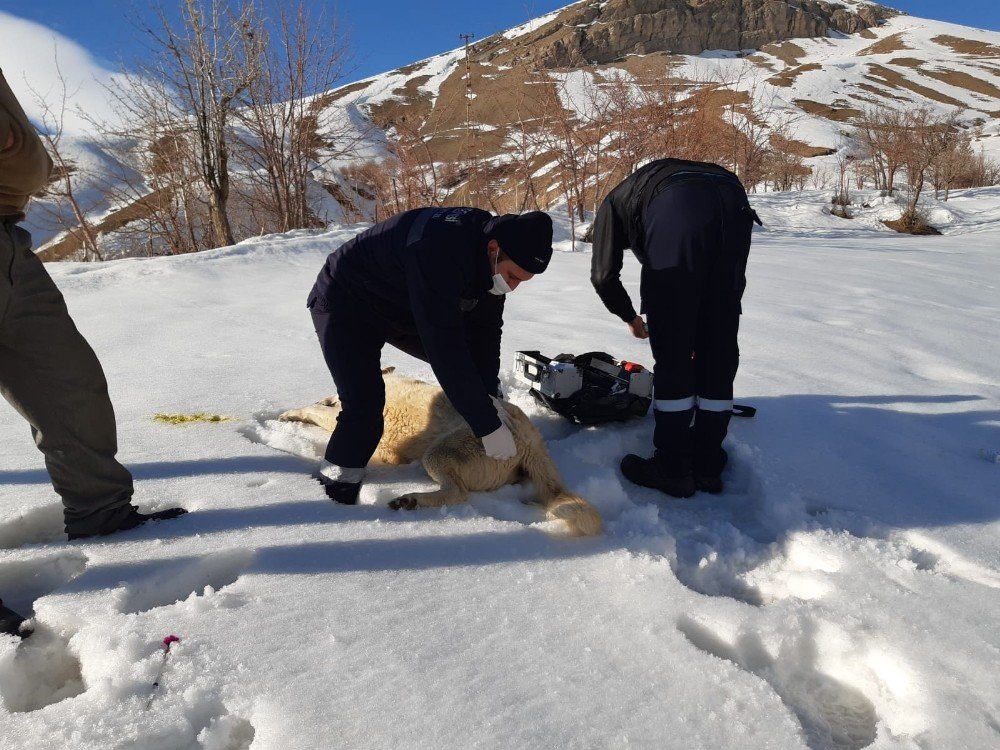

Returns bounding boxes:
[382,366,396,375]
[320,396,340,407]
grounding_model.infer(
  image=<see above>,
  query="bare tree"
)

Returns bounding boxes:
[106,0,260,250]
[900,107,959,228]
[237,0,356,233]
[855,107,908,195]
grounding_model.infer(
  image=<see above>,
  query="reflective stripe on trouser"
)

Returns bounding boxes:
[0,221,134,536]
[654,396,733,413]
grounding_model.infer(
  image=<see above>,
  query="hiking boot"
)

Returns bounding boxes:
[0,599,32,639]
[68,506,188,540]
[320,480,361,505]
[620,454,695,499]
[694,474,724,494]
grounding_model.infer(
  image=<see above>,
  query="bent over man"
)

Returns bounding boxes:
[591,158,760,498]
[1,70,185,539]
[308,207,553,504]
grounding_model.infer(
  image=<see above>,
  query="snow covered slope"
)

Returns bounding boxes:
[1,192,998,749]
[4,2,1000,254]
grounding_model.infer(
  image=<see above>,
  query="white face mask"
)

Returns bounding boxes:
[489,252,512,296]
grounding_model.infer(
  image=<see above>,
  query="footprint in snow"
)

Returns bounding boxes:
[0,551,91,712]
[0,550,88,620]
[900,532,1000,590]
[0,503,66,549]
[115,549,255,615]
[0,625,85,713]
[677,615,878,750]
[197,712,257,750]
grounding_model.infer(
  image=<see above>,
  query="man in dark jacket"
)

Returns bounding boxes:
[591,158,760,498]
[1,70,186,539]
[308,207,553,504]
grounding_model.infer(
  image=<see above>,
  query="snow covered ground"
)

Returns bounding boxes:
[1,191,999,749]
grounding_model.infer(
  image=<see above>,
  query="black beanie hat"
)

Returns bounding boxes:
[486,211,553,274]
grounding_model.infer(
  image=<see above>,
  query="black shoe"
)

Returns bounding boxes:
[620,454,695,498]
[68,506,188,540]
[0,599,32,639]
[694,474,724,494]
[321,480,361,505]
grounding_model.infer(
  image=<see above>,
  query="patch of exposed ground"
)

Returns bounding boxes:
[37,186,176,262]
[887,57,926,70]
[365,76,435,130]
[746,54,778,73]
[853,82,911,102]
[865,64,966,108]
[771,63,822,88]
[859,33,911,56]
[932,35,1000,58]
[760,41,807,66]
[785,142,836,158]
[794,99,862,123]
[918,68,1000,101]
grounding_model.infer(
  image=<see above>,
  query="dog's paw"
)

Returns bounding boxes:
[389,496,420,511]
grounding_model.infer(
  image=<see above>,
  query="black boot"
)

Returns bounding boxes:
[694,445,728,494]
[621,454,695,498]
[0,599,32,639]
[68,506,189,541]
[694,474,724,494]
[320,480,361,505]
[693,410,731,494]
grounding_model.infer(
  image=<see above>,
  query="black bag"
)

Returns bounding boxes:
[516,351,653,425]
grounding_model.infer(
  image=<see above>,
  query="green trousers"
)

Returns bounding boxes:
[0,218,134,536]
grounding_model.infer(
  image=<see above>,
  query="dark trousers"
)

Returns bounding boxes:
[0,220,134,535]
[642,178,752,477]
[309,287,431,470]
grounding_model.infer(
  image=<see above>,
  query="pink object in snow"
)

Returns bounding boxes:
[162,635,180,649]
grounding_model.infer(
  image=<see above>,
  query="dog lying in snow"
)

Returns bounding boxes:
[279,369,602,537]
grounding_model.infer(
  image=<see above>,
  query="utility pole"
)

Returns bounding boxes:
[459,33,478,204]
[460,33,475,132]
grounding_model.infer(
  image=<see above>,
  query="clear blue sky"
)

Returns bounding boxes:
[1,0,997,82]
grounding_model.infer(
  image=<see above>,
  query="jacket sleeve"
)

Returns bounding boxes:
[590,193,638,322]
[464,292,504,398]
[405,237,502,438]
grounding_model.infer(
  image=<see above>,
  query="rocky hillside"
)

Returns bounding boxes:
[15,0,1000,258]
[305,0,998,217]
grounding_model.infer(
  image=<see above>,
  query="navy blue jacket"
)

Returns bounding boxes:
[310,207,504,438]
[591,159,747,322]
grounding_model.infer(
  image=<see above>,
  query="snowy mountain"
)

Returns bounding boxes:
[2,188,999,748]
[314,0,1000,201]
[2,2,1000,258]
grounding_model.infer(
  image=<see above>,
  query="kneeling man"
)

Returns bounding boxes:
[307,207,553,504]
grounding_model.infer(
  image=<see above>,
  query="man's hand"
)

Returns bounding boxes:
[627,316,649,339]
[481,423,517,460]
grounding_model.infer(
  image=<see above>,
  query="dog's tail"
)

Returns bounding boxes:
[517,426,602,537]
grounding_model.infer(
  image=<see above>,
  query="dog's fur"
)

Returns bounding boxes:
[280,370,602,536]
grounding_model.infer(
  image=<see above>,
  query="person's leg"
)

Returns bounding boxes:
[692,181,754,490]
[692,309,739,488]
[310,290,387,503]
[645,276,699,477]
[620,180,721,497]
[0,223,138,537]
